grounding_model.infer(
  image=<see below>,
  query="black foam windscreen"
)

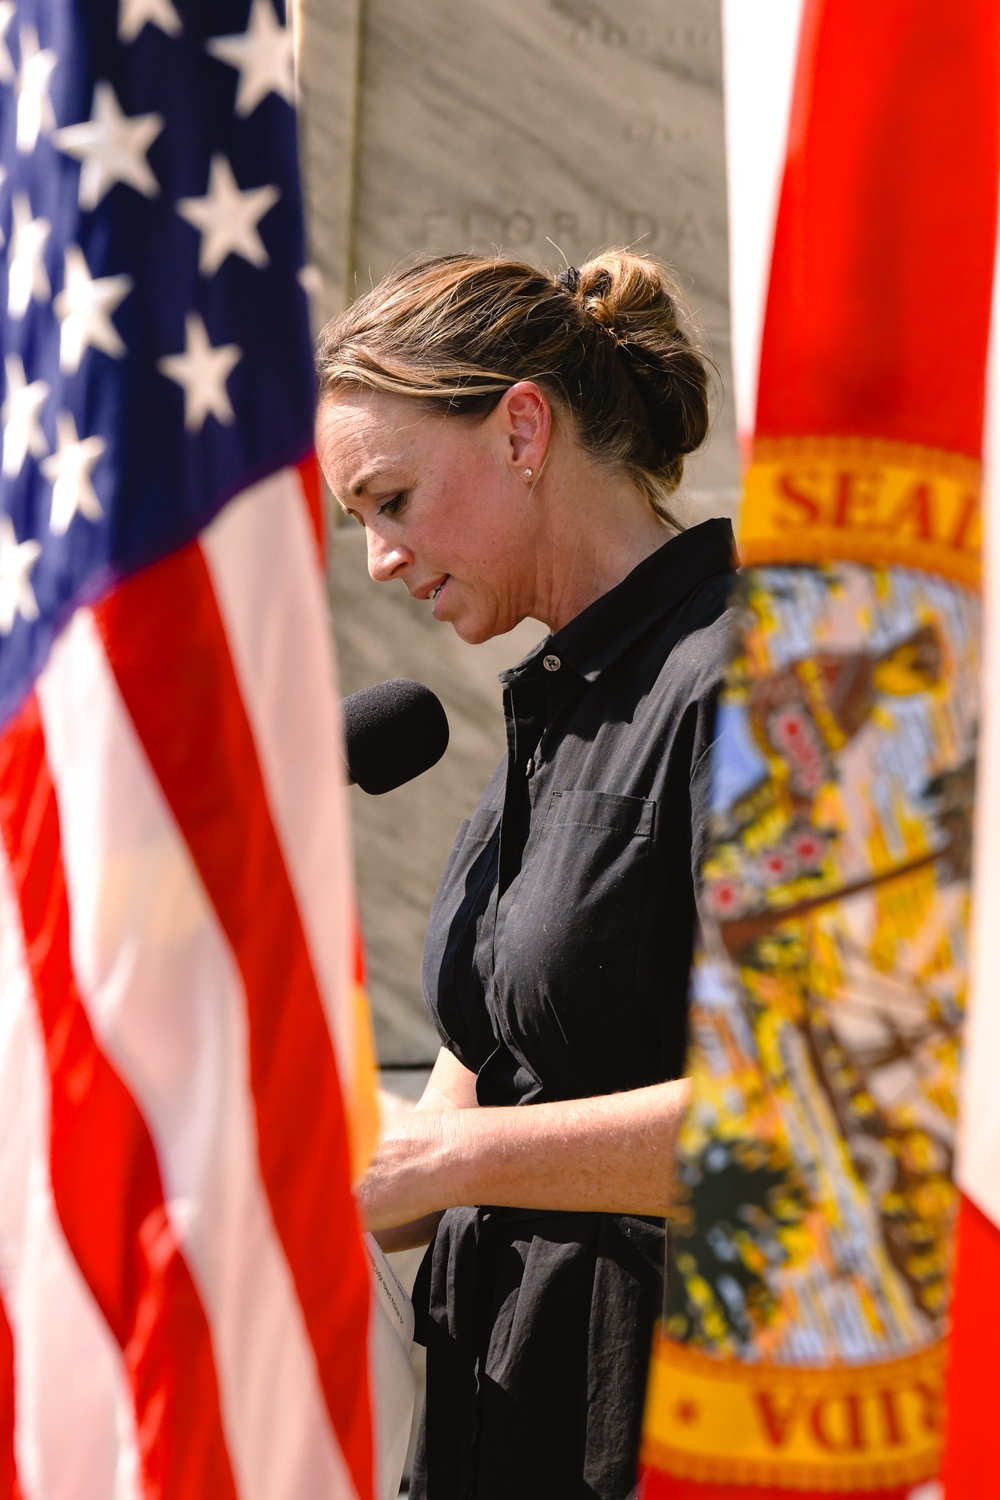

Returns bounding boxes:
[342,679,450,794]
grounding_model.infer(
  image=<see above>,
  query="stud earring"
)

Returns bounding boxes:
[523,467,533,479]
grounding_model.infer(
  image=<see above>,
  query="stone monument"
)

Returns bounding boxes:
[296,0,738,1066]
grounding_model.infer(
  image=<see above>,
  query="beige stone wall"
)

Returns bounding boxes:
[296,0,738,1063]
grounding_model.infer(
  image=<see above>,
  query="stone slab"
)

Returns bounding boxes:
[300,0,738,1061]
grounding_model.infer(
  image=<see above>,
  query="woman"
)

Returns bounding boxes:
[316,251,736,1499]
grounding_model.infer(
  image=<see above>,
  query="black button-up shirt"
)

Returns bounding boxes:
[421,517,737,1106]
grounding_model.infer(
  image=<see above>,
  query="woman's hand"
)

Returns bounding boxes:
[360,1049,478,1249]
[357,1108,457,1232]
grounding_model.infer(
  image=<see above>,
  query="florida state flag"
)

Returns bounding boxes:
[641,1,1000,1494]
[942,97,1000,1500]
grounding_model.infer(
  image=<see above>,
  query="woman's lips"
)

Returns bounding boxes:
[430,576,450,616]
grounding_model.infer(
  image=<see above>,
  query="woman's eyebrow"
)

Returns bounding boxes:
[352,467,386,497]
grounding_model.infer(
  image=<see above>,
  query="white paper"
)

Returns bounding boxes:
[365,1234,416,1500]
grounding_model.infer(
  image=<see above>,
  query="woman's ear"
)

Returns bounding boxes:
[497,381,552,477]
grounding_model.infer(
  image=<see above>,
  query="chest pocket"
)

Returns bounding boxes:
[493,789,655,1093]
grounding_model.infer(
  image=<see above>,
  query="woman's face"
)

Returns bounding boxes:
[316,388,542,644]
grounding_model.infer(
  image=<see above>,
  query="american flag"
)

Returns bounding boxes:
[0,2,378,1497]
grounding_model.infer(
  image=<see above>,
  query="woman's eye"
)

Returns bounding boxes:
[379,493,406,518]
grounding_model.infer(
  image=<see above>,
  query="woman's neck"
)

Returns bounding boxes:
[530,459,673,633]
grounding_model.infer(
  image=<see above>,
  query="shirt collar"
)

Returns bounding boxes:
[502,517,737,687]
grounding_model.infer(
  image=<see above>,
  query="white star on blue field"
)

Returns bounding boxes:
[0,0,316,728]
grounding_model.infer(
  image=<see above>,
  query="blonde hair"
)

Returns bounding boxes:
[315,250,711,525]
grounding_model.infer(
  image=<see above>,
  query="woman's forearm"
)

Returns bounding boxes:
[357,1079,691,1230]
[450,1080,691,1216]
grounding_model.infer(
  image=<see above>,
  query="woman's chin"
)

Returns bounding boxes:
[449,610,507,645]
[451,618,493,645]
[437,589,517,644]
[451,607,528,645]
[434,590,489,643]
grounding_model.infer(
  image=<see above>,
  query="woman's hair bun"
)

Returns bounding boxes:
[571,251,711,495]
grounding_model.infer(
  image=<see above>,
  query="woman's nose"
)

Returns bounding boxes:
[366,527,410,582]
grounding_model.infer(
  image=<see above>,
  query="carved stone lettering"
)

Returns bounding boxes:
[624,115,697,147]
[551,209,581,242]
[671,211,705,250]
[561,14,712,53]
[503,211,536,245]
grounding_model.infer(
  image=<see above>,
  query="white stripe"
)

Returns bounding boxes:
[0,844,141,1500]
[958,214,1000,1229]
[200,470,365,1113]
[36,610,358,1500]
[722,0,805,445]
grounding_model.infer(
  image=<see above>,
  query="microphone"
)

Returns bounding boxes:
[342,678,450,794]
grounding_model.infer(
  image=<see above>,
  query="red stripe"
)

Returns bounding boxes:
[0,1286,21,1500]
[95,544,374,1500]
[638,1467,911,1500]
[757,0,1000,456]
[354,914,367,991]
[296,453,326,564]
[0,697,238,1500]
[942,1192,1000,1491]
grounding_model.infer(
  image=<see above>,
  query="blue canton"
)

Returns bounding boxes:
[0,0,315,729]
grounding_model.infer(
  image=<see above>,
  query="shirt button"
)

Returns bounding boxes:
[542,654,561,672]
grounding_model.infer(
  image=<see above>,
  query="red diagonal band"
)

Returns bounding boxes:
[0,1283,21,1500]
[0,696,238,1500]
